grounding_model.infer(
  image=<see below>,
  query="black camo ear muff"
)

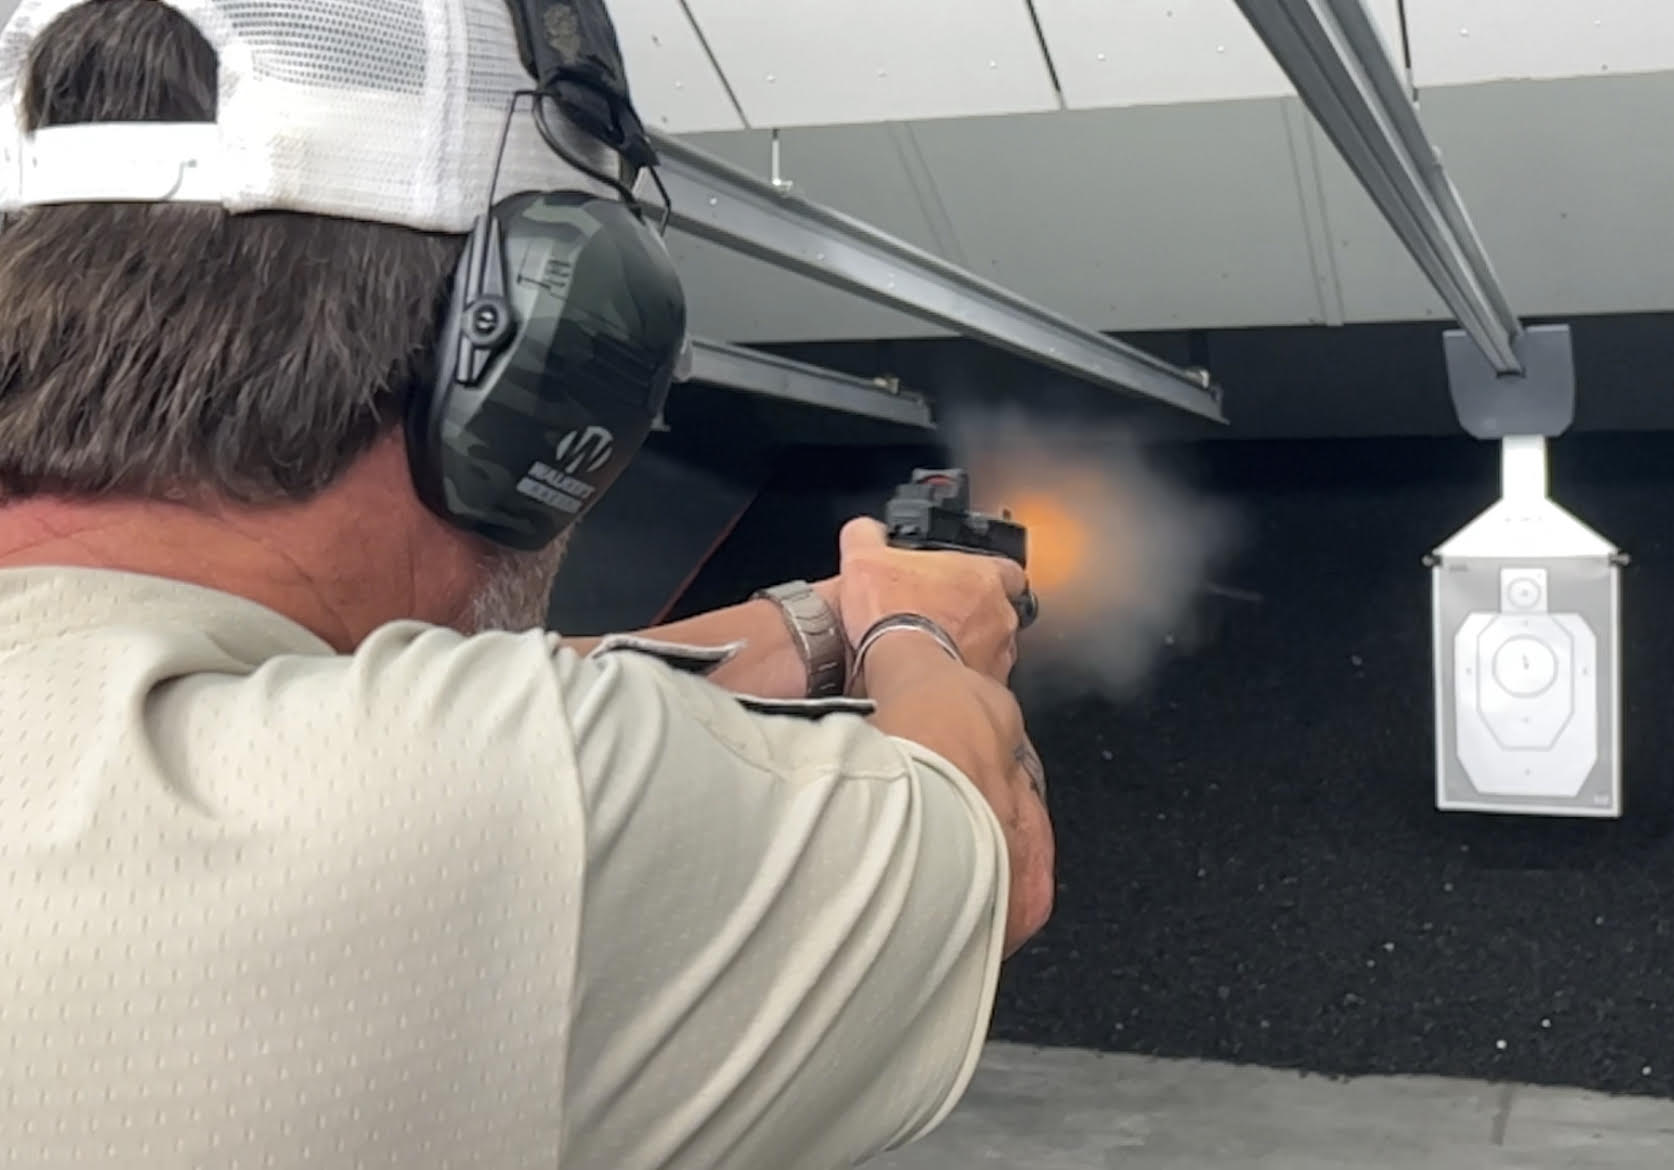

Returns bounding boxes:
[405,0,686,552]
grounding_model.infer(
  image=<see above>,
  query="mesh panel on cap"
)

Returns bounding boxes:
[227,0,432,93]
[0,0,624,232]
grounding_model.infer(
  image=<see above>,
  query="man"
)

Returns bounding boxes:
[0,0,1054,1167]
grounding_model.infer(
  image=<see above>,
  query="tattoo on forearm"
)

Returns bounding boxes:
[1014,742,1047,801]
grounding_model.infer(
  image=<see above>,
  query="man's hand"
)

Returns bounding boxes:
[564,513,1026,700]
[860,632,1055,955]
[832,516,1027,685]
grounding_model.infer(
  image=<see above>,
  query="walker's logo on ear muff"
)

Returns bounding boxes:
[513,424,619,518]
[553,425,614,476]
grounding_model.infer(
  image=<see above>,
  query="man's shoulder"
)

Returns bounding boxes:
[197,619,578,755]
[0,574,599,863]
[0,568,578,783]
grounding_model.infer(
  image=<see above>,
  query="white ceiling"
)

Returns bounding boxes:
[682,0,1061,127]
[905,101,1329,328]
[613,0,1674,133]
[663,70,1674,344]
[605,0,744,133]
[614,0,1674,344]
[1405,0,1674,88]
[1032,0,1404,108]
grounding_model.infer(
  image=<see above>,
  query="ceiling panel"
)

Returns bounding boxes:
[665,125,962,342]
[665,72,1674,347]
[682,0,1059,128]
[1308,131,1448,323]
[1034,0,1406,109]
[673,125,957,255]
[1406,0,1674,88]
[907,102,1329,332]
[608,0,744,133]
[1413,75,1674,318]
[667,234,945,343]
[1319,71,1674,323]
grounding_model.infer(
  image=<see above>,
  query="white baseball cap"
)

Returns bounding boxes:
[0,0,630,231]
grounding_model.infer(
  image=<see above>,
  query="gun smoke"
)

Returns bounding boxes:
[942,408,1244,701]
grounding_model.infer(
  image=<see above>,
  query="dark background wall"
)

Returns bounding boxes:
[675,428,1674,1099]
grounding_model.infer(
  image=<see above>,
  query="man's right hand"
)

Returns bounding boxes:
[832,514,1054,957]
[833,516,1027,684]
[856,609,1055,956]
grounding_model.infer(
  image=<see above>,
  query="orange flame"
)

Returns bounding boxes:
[1006,490,1089,594]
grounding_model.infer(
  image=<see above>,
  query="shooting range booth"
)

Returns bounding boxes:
[549,1,1674,1159]
[555,0,1621,825]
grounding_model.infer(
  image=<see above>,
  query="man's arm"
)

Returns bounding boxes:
[558,579,838,700]
[556,640,1026,1170]
[859,634,1053,955]
[556,516,1052,1166]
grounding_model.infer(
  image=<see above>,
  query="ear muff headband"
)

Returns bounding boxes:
[407,0,685,551]
[406,187,687,551]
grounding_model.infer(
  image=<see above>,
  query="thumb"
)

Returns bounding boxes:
[839,516,888,558]
[993,555,1029,601]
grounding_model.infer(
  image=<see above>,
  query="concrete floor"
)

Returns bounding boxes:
[871,1044,1674,1169]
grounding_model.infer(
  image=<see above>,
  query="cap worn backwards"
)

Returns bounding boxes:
[0,0,631,231]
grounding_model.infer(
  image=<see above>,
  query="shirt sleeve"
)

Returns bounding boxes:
[552,641,1010,1170]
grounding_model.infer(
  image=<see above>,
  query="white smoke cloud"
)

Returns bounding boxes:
[941,406,1245,701]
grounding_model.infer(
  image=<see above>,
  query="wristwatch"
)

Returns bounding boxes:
[753,580,848,698]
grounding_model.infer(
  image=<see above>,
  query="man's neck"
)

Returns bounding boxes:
[0,442,483,650]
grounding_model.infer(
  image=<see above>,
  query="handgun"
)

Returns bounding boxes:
[883,468,1040,629]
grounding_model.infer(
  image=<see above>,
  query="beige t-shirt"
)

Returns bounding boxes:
[0,566,1009,1170]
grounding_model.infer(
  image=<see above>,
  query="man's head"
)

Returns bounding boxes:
[0,0,668,641]
[0,0,463,506]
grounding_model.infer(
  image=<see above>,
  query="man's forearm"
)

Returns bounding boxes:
[860,633,1053,955]
[559,578,839,699]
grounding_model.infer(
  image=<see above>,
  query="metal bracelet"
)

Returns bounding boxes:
[752,580,848,698]
[851,613,964,680]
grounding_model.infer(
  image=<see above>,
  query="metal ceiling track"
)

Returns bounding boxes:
[647,129,1226,424]
[684,336,936,430]
[1232,0,1525,376]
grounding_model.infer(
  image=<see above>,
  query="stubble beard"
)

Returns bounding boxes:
[459,531,571,634]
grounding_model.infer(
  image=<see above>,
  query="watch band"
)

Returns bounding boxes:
[753,580,848,698]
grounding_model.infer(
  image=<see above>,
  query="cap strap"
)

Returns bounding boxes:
[6,122,223,208]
